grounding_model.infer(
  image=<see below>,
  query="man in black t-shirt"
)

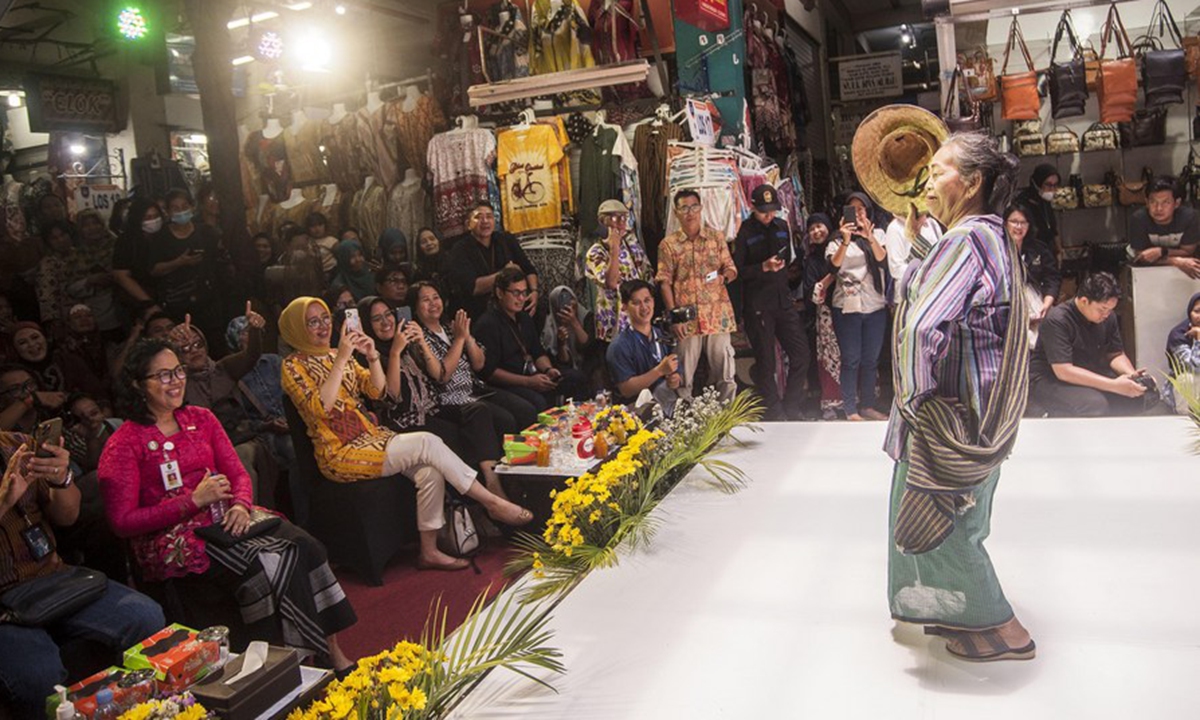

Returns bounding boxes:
[1030,273,1159,416]
[1128,177,1200,279]
[446,202,539,320]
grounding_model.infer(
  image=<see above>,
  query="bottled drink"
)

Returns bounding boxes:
[92,689,120,720]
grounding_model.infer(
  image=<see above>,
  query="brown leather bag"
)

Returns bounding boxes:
[943,65,983,133]
[1083,44,1101,90]
[1097,4,1138,123]
[1000,17,1041,120]
[1116,168,1152,206]
[960,49,999,103]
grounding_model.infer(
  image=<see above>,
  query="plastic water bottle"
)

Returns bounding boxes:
[92,689,120,720]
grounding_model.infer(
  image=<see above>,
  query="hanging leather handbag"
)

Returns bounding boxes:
[1083,44,1102,91]
[1048,10,1089,119]
[960,49,999,103]
[943,65,983,133]
[1081,122,1120,151]
[1045,125,1080,154]
[999,17,1041,121]
[1097,4,1138,123]
[1119,107,1168,147]
[1013,120,1046,156]
[1116,168,1152,206]
[1139,0,1187,107]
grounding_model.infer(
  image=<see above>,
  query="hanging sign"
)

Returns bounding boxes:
[24,73,121,133]
[675,0,730,33]
[72,184,125,222]
[835,53,903,102]
[686,99,717,147]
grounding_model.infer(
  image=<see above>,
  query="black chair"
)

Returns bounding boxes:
[282,396,417,586]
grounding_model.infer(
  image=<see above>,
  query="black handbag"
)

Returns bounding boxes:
[1049,10,1088,118]
[943,65,983,133]
[1139,0,1187,107]
[0,566,107,626]
[195,509,282,548]
[1119,107,1168,147]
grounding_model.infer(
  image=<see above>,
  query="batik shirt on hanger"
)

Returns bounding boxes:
[390,94,447,177]
[427,128,497,237]
[320,115,365,191]
[485,1,531,82]
[244,130,292,203]
[530,0,600,104]
[285,118,329,186]
[588,0,648,101]
[497,123,568,234]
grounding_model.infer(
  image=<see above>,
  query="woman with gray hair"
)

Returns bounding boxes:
[884,132,1035,662]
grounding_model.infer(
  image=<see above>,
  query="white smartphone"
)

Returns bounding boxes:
[343,307,362,334]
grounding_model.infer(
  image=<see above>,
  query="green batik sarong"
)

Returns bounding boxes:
[887,461,1013,630]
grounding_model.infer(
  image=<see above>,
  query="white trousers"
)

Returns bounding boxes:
[381,432,477,532]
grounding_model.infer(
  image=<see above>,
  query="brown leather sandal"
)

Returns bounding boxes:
[926,626,1036,662]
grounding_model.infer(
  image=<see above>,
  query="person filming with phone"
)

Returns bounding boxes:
[1029,272,1169,416]
[826,192,889,421]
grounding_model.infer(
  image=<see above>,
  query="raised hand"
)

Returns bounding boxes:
[245,300,266,329]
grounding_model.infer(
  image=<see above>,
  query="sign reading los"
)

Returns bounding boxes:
[24,73,121,133]
[836,54,903,101]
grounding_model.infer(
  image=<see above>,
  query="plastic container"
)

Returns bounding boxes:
[53,686,80,720]
[91,689,119,720]
[572,417,595,460]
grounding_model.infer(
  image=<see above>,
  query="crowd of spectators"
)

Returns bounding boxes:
[1,167,1197,716]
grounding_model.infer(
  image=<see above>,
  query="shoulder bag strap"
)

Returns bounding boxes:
[1001,16,1020,75]
[1013,18,1036,72]
[1062,10,1083,59]
[944,65,965,116]
[1154,0,1184,48]
[1049,13,1068,65]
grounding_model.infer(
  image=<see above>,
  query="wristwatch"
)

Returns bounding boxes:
[46,469,74,490]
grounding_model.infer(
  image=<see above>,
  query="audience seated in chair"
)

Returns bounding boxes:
[276,296,533,573]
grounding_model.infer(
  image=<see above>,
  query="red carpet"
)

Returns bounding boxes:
[334,540,518,660]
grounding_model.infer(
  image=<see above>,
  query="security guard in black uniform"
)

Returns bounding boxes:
[732,184,811,420]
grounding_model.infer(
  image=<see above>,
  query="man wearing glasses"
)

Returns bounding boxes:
[0,367,63,433]
[585,199,653,346]
[656,190,738,401]
[446,202,540,320]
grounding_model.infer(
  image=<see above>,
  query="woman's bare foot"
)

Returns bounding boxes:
[847,413,865,421]
[862,408,888,421]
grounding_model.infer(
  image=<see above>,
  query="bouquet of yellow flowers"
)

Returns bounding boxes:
[117,694,208,720]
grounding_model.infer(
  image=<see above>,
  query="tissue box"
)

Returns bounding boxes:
[46,667,125,719]
[123,624,219,693]
[503,433,543,465]
[191,647,301,720]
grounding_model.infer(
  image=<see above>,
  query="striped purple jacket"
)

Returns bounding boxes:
[885,214,1016,462]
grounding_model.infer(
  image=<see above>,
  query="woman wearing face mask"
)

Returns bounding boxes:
[112,198,166,314]
[1015,163,1061,262]
[802,214,844,420]
[146,189,220,345]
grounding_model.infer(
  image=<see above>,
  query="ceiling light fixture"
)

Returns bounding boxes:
[231,55,255,66]
[335,4,346,14]
[69,144,86,156]
[227,11,279,30]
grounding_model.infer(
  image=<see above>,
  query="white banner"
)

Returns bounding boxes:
[72,184,125,221]
[837,54,903,101]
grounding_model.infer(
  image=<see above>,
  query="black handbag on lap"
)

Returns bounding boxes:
[195,509,282,549]
[0,566,106,626]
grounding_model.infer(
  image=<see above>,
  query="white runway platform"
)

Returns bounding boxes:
[450,417,1200,720]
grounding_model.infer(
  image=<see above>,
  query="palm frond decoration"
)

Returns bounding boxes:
[1164,357,1200,455]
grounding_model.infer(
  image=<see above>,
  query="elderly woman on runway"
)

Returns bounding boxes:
[884,131,1034,662]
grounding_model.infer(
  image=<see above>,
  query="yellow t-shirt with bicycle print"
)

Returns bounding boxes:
[497,124,567,233]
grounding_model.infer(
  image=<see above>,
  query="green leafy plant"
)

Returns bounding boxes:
[1164,357,1200,455]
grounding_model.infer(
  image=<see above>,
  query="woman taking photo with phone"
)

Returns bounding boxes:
[826,192,889,421]
[98,338,358,671]
[278,296,532,572]
[358,296,509,500]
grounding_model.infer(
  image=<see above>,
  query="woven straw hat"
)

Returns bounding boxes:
[851,104,948,216]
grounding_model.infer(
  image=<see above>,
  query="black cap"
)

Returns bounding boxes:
[751,184,781,212]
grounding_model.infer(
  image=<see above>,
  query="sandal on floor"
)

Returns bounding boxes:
[416,557,470,571]
[930,627,1037,662]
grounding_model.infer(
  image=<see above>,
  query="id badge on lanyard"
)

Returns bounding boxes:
[148,439,183,491]
[15,505,54,560]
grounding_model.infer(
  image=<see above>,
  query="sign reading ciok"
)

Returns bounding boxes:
[836,54,903,102]
[24,73,121,133]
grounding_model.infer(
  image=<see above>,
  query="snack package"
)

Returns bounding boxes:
[503,433,543,465]
[123,624,220,693]
[537,406,568,427]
